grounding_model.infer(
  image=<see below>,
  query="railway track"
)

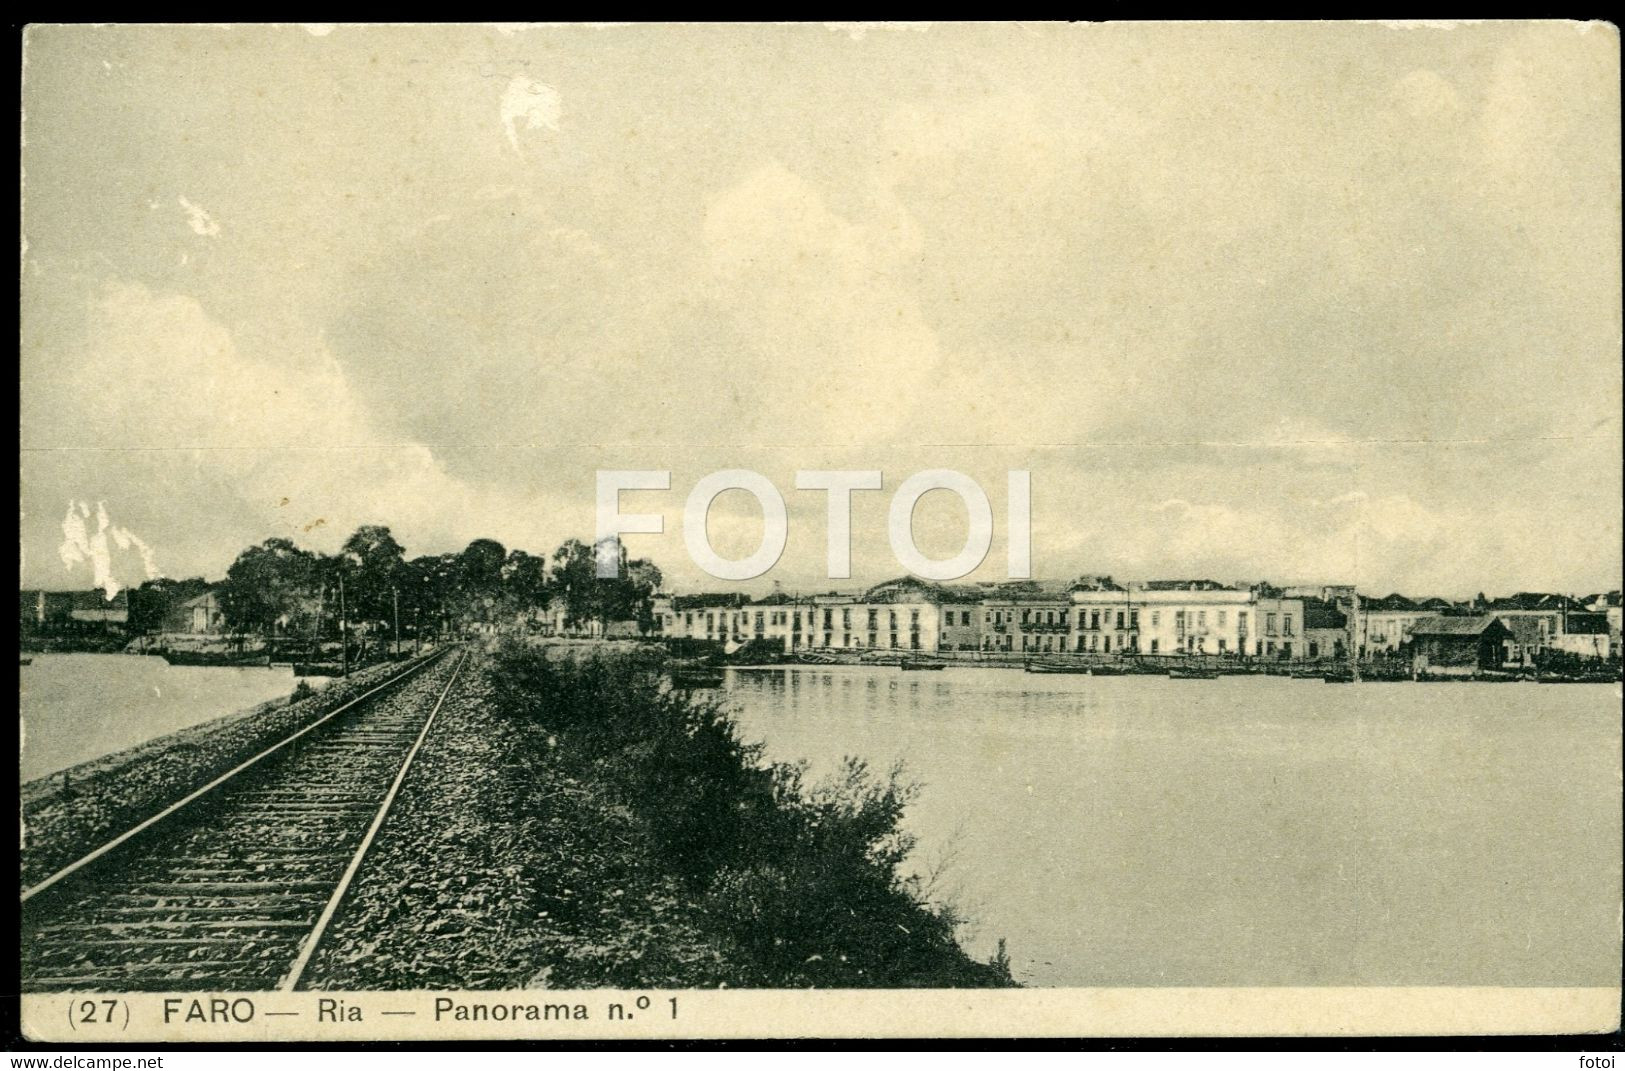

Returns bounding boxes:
[20,647,468,992]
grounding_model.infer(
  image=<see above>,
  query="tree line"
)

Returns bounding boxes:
[129,527,663,641]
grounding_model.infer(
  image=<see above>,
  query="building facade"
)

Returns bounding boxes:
[980,595,1071,653]
[1548,613,1612,660]
[20,589,131,632]
[1300,598,1349,660]
[1068,588,1140,655]
[1083,585,1304,658]
[1352,594,1436,655]
[1410,616,1513,675]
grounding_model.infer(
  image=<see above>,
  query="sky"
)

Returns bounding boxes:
[19,22,1623,600]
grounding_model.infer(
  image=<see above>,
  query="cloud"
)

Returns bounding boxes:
[17,24,1621,594]
[23,281,564,579]
[700,161,940,441]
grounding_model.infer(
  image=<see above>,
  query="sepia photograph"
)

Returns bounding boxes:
[14,21,1622,1043]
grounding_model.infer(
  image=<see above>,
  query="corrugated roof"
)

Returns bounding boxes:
[1141,579,1231,591]
[670,593,749,611]
[1410,614,1504,636]
[1362,593,1418,611]
[1487,592,1583,612]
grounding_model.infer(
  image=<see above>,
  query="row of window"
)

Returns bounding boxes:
[664,607,1296,637]
[797,633,922,650]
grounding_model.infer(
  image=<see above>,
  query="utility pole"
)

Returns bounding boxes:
[1348,590,1361,683]
[393,587,401,660]
[339,574,349,679]
[414,605,422,654]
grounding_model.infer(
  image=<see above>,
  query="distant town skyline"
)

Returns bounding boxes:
[20,501,1620,608]
[20,23,1622,598]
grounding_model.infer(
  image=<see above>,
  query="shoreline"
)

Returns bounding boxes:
[19,642,1015,989]
[18,655,427,891]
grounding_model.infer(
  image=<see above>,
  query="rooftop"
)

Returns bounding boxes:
[1139,579,1233,592]
[1486,592,1585,612]
[1410,614,1506,637]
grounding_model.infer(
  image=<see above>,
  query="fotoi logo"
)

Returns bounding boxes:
[595,470,1031,582]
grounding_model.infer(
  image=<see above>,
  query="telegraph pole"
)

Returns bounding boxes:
[1348,589,1361,683]
[393,587,401,660]
[339,574,349,679]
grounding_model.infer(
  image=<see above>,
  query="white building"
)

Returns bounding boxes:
[1072,583,1305,658]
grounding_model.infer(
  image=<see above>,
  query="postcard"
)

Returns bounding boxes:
[16,21,1622,1043]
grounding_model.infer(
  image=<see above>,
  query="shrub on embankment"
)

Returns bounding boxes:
[488,643,1014,988]
[19,656,430,891]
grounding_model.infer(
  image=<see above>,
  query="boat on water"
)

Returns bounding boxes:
[161,650,270,668]
[669,667,727,688]
[900,659,946,671]
[19,657,31,666]
[1168,668,1220,680]
[1025,660,1091,674]
[1540,672,1623,684]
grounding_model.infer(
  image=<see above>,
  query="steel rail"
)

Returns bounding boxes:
[20,647,449,907]
[279,649,467,990]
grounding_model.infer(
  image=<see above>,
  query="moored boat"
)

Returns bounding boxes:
[1168,668,1220,680]
[670,666,727,688]
[1025,660,1091,674]
[162,650,270,668]
[900,658,946,671]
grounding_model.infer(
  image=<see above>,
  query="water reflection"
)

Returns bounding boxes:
[20,653,313,783]
[723,664,1622,988]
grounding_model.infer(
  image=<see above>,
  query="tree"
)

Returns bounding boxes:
[549,538,598,631]
[458,538,508,595]
[401,553,459,638]
[549,537,662,631]
[454,538,508,628]
[623,556,664,630]
[339,525,407,627]
[127,576,211,634]
[502,548,551,613]
[219,538,318,636]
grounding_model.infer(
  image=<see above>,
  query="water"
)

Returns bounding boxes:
[18,653,319,784]
[721,665,1622,988]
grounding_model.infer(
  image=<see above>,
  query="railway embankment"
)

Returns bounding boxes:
[307,643,1014,989]
[19,652,438,892]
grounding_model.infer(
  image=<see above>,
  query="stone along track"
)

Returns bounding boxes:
[20,648,469,992]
